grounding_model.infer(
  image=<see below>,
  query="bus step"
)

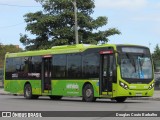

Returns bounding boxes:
[102,92,107,95]
[42,90,51,94]
[102,92,112,96]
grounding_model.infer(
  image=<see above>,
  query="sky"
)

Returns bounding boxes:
[0,0,160,53]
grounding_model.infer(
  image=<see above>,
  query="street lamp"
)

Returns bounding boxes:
[71,0,79,44]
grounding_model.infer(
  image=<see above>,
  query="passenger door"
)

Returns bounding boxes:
[42,55,52,92]
[100,50,115,95]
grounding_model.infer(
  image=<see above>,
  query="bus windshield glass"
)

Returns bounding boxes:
[118,46,153,79]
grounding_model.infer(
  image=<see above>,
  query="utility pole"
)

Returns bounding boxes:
[72,0,79,44]
[149,42,151,50]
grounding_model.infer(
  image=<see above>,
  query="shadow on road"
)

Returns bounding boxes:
[5,95,149,104]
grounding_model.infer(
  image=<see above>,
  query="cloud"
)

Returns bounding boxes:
[0,0,22,3]
[95,0,148,10]
[0,0,39,6]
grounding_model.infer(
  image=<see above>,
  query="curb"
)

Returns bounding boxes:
[0,88,20,95]
[0,90,11,95]
[0,92,23,96]
[128,97,160,101]
[0,93,11,95]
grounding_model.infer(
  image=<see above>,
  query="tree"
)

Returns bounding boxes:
[152,44,160,71]
[0,44,23,68]
[20,0,121,50]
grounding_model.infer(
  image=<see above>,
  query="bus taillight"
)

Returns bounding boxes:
[43,55,52,58]
[99,50,113,54]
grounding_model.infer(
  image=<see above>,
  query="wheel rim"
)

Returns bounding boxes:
[26,87,31,97]
[86,89,92,97]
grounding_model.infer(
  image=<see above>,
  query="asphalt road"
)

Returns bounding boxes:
[1,89,160,119]
[0,95,160,111]
[0,95,160,120]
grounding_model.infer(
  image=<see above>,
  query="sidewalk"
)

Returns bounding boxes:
[0,88,10,95]
[131,90,160,101]
[130,90,160,101]
[0,87,159,100]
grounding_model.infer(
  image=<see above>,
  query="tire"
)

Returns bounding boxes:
[115,97,127,103]
[49,95,62,100]
[24,84,39,99]
[32,95,39,99]
[82,84,96,102]
[24,84,32,99]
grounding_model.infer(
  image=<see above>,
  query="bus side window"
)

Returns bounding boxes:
[67,54,82,78]
[82,53,99,78]
[52,55,67,78]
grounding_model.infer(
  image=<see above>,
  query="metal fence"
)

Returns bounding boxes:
[0,68,3,88]
[155,72,160,90]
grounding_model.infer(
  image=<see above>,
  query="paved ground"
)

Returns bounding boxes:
[0,95,160,120]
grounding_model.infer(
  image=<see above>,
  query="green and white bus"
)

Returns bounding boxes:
[4,44,154,102]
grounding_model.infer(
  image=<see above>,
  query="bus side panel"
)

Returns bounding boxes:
[91,80,100,97]
[112,83,119,97]
[4,80,41,95]
[4,80,24,94]
[51,80,82,96]
[30,80,41,95]
[4,80,11,92]
[51,80,99,97]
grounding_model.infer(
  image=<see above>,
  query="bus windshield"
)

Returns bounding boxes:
[120,53,152,79]
[117,46,153,81]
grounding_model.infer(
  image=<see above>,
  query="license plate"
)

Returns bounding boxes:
[136,93,142,96]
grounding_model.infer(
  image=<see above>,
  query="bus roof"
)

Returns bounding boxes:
[5,44,149,58]
[5,44,116,58]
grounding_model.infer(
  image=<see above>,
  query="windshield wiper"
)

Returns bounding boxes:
[126,53,136,72]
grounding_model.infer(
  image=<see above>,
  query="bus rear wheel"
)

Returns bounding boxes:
[24,84,39,99]
[115,97,127,103]
[82,84,96,102]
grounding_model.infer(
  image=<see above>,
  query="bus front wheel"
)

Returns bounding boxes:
[115,97,127,103]
[82,84,96,102]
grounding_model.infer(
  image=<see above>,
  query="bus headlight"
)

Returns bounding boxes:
[148,83,154,90]
[119,81,129,90]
